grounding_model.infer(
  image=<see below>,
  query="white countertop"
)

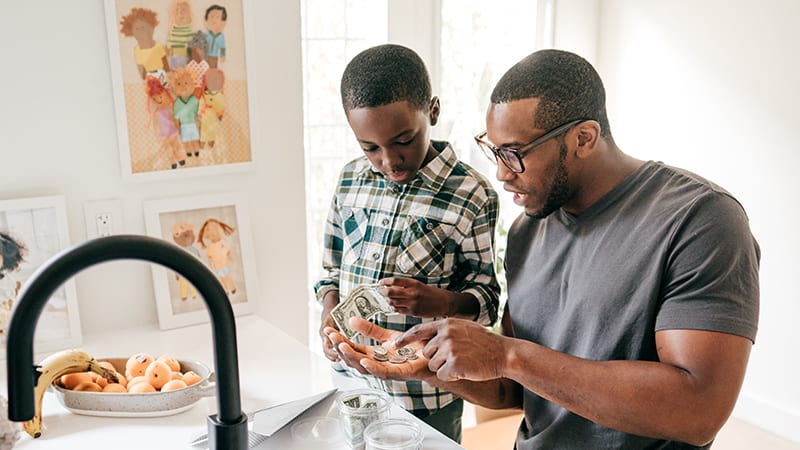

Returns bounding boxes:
[1,315,463,449]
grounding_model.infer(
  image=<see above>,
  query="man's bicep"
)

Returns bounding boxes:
[655,329,751,414]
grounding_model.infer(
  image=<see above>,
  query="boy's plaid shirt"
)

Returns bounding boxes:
[314,141,500,417]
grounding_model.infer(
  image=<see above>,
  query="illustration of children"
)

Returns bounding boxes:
[199,68,225,149]
[204,5,227,68]
[145,76,185,169]
[186,31,210,99]
[197,218,236,295]
[119,8,170,84]
[167,68,202,158]
[166,0,195,69]
[171,222,201,300]
[0,232,27,335]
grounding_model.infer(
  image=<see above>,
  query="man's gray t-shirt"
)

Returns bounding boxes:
[505,161,760,449]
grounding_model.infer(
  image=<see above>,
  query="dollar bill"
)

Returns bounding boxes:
[331,284,395,340]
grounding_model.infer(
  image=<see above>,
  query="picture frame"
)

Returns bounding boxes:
[104,0,257,182]
[0,195,82,357]
[143,192,257,329]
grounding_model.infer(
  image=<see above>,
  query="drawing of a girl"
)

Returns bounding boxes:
[145,76,184,169]
[197,219,237,295]
[200,68,225,149]
[167,0,195,68]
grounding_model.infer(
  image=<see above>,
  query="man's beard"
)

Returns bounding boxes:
[526,142,570,219]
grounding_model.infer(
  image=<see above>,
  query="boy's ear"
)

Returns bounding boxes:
[429,96,440,126]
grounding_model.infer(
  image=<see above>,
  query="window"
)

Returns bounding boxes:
[301,1,544,350]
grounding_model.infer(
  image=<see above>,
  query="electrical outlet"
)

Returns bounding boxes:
[96,212,113,237]
[84,199,124,240]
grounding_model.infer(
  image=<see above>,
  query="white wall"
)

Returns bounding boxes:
[554,0,800,442]
[0,1,310,344]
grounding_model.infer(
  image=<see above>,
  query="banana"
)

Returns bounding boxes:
[23,349,117,438]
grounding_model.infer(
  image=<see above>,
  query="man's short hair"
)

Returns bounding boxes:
[491,49,612,138]
[341,44,432,112]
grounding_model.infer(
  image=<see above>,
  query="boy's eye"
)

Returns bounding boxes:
[396,138,414,146]
[362,146,379,153]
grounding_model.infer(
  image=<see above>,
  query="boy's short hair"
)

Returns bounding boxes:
[205,4,228,21]
[491,49,612,138]
[340,44,432,112]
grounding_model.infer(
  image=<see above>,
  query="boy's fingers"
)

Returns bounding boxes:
[349,317,394,341]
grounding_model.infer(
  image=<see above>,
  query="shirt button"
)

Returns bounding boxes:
[382,218,389,226]
[392,185,401,194]
[372,252,381,260]
[426,223,434,231]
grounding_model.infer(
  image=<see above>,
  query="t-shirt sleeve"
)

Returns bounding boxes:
[655,192,760,342]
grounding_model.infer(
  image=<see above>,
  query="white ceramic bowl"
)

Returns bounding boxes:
[51,358,216,417]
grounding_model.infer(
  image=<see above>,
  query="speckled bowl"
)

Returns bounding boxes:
[51,358,216,417]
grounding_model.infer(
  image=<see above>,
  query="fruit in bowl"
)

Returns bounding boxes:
[24,349,216,438]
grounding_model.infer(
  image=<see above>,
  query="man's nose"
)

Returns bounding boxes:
[496,159,516,181]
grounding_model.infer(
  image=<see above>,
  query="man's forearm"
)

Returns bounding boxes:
[427,375,522,410]
[498,331,751,446]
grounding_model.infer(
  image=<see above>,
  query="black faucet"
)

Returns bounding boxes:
[6,235,248,449]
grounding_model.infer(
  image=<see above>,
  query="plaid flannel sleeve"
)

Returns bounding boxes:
[313,195,342,302]
[455,185,501,326]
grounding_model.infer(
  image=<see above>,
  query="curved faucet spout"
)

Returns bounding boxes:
[6,235,248,449]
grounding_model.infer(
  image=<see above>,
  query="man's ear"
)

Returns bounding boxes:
[575,121,600,158]
[429,96,441,126]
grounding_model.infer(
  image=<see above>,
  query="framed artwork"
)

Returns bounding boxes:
[104,0,257,182]
[143,192,256,329]
[0,196,82,357]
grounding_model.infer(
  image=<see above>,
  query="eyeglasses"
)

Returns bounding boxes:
[474,118,591,173]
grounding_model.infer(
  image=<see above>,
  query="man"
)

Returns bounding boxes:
[328,49,760,449]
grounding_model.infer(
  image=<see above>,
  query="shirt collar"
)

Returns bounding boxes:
[358,140,457,193]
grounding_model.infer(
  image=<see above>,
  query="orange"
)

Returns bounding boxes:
[125,353,153,378]
[128,376,148,388]
[102,383,127,393]
[171,371,183,380]
[73,381,103,392]
[60,372,92,390]
[156,354,181,372]
[115,372,128,388]
[160,379,188,392]
[95,376,109,388]
[181,371,203,386]
[128,382,156,393]
[145,361,172,390]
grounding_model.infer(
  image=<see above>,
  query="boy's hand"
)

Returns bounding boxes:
[319,312,340,361]
[326,317,435,381]
[378,277,448,317]
[379,277,478,319]
[319,290,341,361]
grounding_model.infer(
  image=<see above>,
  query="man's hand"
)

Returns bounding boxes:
[378,277,478,319]
[395,318,507,382]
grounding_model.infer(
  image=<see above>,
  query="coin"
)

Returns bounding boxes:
[405,352,419,360]
[372,353,389,362]
[388,356,407,364]
[397,347,415,357]
[372,345,388,355]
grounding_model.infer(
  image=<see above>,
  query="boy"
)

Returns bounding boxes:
[314,44,500,442]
